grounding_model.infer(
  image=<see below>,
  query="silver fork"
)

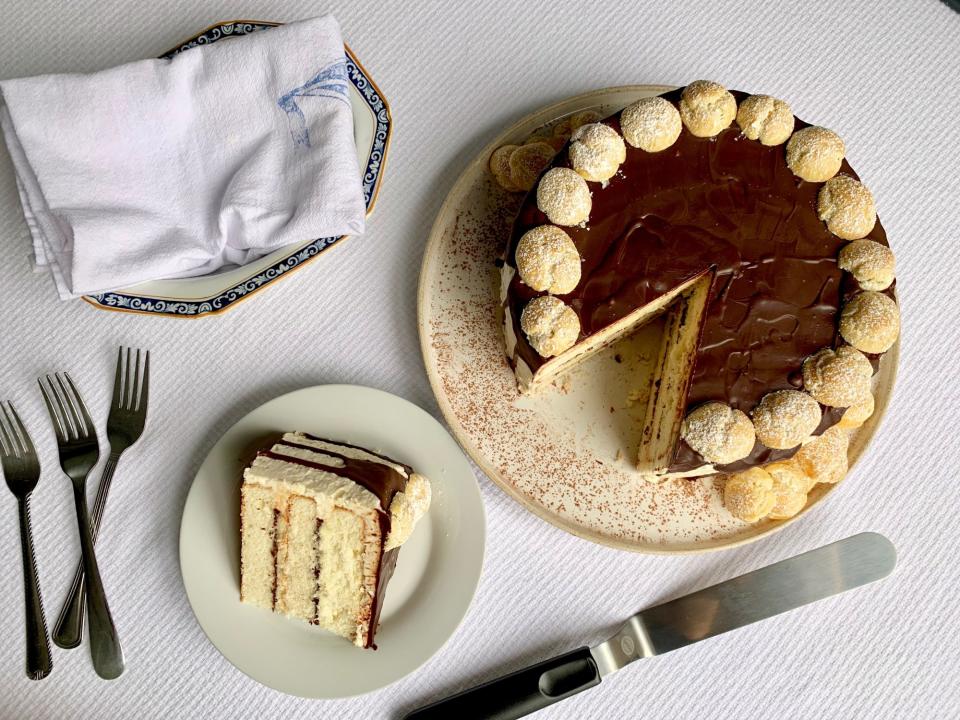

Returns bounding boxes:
[0,402,54,680]
[39,373,124,680]
[53,348,149,650]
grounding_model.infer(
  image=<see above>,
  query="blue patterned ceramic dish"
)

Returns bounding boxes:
[84,20,391,317]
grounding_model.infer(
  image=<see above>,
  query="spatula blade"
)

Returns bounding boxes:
[591,532,896,676]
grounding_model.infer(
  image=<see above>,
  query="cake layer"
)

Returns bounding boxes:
[239,483,277,609]
[504,88,895,476]
[275,494,319,620]
[315,505,369,641]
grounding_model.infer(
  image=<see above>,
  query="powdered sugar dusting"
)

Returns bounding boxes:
[568,123,625,182]
[620,96,682,151]
[515,225,580,294]
[752,389,822,449]
[536,167,591,226]
[785,126,845,182]
[838,239,895,291]
[840,291,900,353]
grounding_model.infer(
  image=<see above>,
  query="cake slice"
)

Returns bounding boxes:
[239,432,431,648]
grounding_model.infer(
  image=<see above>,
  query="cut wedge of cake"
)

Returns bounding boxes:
[500,81,900,482]
[239,432,431,648]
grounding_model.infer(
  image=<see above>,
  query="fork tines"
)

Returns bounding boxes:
[38,373,96,443]
[113,347,149,412]
[0,401,37,463]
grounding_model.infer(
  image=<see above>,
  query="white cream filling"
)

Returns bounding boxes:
[271,444,345,468]
[503,304,518,360]
[500,262,516,305]
[245,455,381,516]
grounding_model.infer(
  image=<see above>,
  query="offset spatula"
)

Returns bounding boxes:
[405,532,896,720]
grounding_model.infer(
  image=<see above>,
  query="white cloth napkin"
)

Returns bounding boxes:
[0,16,365,299]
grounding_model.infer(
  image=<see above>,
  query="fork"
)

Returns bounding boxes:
[53,348,149,650]
[39,373,124,679]
[0,402,54,680]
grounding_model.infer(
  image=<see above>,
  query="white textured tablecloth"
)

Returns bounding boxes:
[1,1,959,718]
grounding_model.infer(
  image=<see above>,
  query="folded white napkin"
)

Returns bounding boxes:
[0,16,365,299]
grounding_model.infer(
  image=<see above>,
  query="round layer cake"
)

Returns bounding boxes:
[499,81,899,491]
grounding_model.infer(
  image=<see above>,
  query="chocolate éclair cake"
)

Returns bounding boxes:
[240,433,431,648]
[500,81,899,481]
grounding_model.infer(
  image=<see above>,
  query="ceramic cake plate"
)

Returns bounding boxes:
[179,385,485,698]
[418,85,898,554]
[84,20,392,318]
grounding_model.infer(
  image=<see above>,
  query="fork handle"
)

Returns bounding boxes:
[71,481,124,679]
[17,496,53,680]
[54,454,119,649]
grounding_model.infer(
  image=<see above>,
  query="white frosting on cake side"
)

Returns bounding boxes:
[503,305,518,360]
[244,454,381,515]
[280,433,430,549]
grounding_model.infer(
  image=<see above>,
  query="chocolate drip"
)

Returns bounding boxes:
[505,88,895,473]
[302,432,414,475]
[263,438,408,512]
[367,532,399,650]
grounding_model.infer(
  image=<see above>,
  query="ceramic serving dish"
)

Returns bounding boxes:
[84,20,392,318]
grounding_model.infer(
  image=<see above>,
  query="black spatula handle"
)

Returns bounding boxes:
[404,646,600,720]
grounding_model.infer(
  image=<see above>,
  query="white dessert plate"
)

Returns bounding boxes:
[179,385,485,698]
[418,85,898,554]
[85,20,392,318]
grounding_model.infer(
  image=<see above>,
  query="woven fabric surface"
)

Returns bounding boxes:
[0,1,958,718]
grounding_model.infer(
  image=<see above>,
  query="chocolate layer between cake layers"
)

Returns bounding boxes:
[258,434,410,648]
[505,88,894,474]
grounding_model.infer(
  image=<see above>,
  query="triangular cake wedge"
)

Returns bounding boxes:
[503,263,714,477]
[239,432,431,648]
[504,269,711,396]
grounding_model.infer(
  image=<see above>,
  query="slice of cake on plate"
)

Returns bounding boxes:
[239,432,431,648]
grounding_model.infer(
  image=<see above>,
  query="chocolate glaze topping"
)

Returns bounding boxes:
[367,547,399,649]
[303,433,415,476]
[263,438,409,512]
[506,88,894,473]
